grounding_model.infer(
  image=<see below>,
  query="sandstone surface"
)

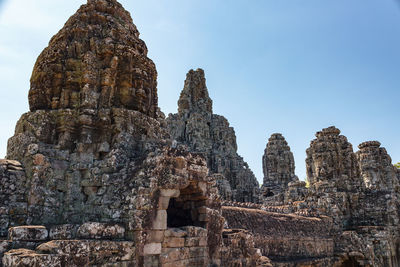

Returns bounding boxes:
[1,0,400,266]
[261,133,300,203]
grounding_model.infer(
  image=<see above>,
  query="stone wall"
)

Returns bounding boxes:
[1,0,400,266]
[7,109,169,227]
[0,147,226,266]
[1,1,227,266]
[0,160,27,238]
[219,229,272,267]
[159,227,208,267]
[2,223,137,266]
[222,206,334,264]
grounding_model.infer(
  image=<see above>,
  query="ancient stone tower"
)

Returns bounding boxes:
[261,133,298,198]
[1,0,400,266]
[167,69,260,203]
[306,126,360,187]
[28,0,158,118]
[6,0,167,228]
[0,1,231,265]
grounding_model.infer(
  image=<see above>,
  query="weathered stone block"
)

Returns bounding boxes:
[181,226,207,237]
[2,249,61,267]
[185,237,207,247]
[8,226,48,241]
[160,189,180,198]
[143,255,159,267]
[143,243,161,255]
[36,240,136,262]
[100,261,138,267]
[158,196,170,210]
[162,259,191,267]
[160,247,189,263]
[8,202,27,216]
[189,247,208,258]
[49,224,78,239]
[147,230,164,243]
[189,257,207,266]
[163,237,185,248]
[0,207,8,215]
[0,217,9,237]
[77,222,125,239]
[164,228,187,238]
[152,210,167,230]
[7,241,40,250]
[0,240,11,254]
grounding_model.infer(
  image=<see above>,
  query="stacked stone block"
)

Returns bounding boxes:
[0,160,27,238]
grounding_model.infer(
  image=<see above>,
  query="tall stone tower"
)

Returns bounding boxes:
[1,1,225,265]
[167,69,260,203]
[262,133,298,197]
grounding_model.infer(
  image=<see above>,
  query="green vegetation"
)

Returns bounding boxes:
[395,162,400,169]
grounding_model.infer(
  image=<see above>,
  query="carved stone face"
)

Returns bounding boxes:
[28,0,158,118]
[306,127,359,186]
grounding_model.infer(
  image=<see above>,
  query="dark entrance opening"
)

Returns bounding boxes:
[167,197,195,227]
[264,191,274,197]
[341,257,361,267]
[166,183,207,228]
[262,188,274,198]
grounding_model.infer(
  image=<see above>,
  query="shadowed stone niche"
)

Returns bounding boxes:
[338,256,362,267]
[166,184,208,229]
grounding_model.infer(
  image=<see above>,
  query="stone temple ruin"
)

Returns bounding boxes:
[0,0,399,266]
[167,69,260,204]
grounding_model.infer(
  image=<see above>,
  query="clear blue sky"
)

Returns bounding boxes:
[1,0,399,183]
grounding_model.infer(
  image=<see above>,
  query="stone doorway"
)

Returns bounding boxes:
[166,182,208,229]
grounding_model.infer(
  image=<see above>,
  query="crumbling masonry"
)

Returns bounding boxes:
[1,0,399,266]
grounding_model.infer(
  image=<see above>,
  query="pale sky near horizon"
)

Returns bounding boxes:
[0,0,399,183]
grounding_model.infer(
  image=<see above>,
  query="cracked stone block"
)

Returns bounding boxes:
[2,249,61,267]
[163,237,185,248]
[49,224,78,240]
[77,222,125,239]
[8,226,48,241]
